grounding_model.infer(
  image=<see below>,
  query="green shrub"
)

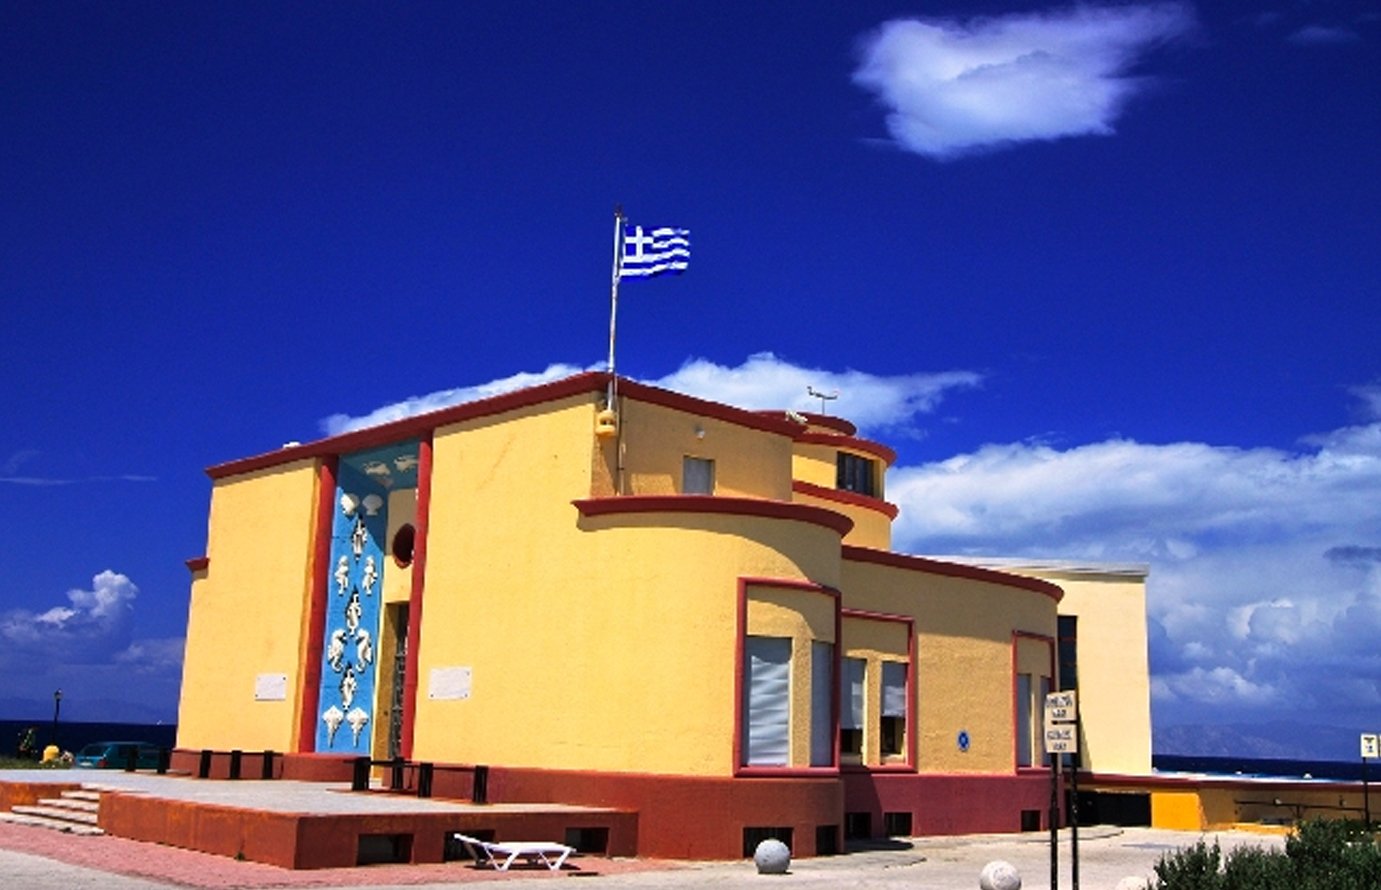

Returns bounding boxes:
[1153,820,1381,890]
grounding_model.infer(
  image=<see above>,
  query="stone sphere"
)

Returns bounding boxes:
[753,838,791,874]
[1115,878,1150,890]
[978,859,1021,890]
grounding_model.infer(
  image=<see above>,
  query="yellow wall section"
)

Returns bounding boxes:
[411,395,844,777]
[1013,567,1152,776]
[615,399,793,499]
[792,489,892,550]
[791,443,837,489]
[840,558,1057,774]
[177,459,320,751]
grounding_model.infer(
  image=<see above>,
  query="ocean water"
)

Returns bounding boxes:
[1,719,177,757]
[1153,754,1374,783]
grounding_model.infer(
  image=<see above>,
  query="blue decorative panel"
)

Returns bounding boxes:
[314,442,417,754]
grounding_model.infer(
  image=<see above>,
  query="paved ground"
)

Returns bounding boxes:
[0,770,1288,888]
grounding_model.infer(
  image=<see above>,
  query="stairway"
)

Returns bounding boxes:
[0,787,104,835]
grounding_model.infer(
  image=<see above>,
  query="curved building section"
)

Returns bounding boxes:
[177,371,1151,860]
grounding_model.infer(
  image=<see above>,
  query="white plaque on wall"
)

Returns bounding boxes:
[429,666,472,700]
[254,673,288,701]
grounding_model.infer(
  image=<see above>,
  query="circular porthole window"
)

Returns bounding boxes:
[391,523,416,567]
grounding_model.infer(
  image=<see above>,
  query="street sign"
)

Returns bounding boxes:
[1045,690,1077,724]
[1045,723,1078,754]
[1362,733,1379,759]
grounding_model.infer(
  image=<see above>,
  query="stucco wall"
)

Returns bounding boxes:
[177,459,320,751]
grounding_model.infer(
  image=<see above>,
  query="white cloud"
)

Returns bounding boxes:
[321,354,982,438]
[1,570,138,661]
[1287,24,1362,45]
[853,3,1196,159]
[114,637,186,674]
[322,363,590,435]
[647,353,981,433]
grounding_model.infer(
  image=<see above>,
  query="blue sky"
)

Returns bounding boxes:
[3,2,1379,756]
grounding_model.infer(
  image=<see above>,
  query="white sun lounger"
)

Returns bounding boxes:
[453,832,575,871]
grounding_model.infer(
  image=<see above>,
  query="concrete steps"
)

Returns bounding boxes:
[0,787,105,835]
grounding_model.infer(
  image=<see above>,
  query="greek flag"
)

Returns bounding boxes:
[621,224,690,279]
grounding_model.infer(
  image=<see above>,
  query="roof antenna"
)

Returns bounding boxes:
[806,385,839,415]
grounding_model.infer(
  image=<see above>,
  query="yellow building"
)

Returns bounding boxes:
[177,372,1153,858]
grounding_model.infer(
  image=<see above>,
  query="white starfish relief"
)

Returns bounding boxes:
[346,707,370,744]
[322,705,345,746]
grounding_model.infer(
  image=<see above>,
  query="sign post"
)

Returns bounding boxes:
[1362,733,1377,827]
[1046,691,1079,890]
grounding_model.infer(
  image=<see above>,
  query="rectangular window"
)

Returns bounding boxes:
[1016,672,1033,767]
[1040,674,1052,766]
[835,453,877,496]
[1058,615,1078,692]
[839,657,865,759]
[879,661,907,758]
[683,456,715,494]
[743,636,791,766]
[810,641,834,767]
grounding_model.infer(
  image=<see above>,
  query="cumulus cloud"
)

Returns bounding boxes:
[322,363,591,435]
[853,3,1196,159]
[1,570,138,662]
[889,387,1381,726]
[322,354,981,438]
[648,353,980,433]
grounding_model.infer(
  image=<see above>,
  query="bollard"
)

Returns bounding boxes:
[229,749,242,780]
[390,757,405,791]
[472,765,489,804]
[261,750,276,780]
[124,746,138,772]
[979,860,1021,890]
[157,747,170,775]
[417,762,434,798]
[198,749,212,779]
[753,838,790,874]
[351,756,370,791]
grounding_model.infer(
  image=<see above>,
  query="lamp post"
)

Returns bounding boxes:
[51,689,62,750]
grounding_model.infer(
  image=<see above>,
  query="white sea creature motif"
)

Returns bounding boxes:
[362,493,384,514]
[351,515,367,559]
[355,629,373,668]
[345,589,362,633]
[322,705,345,746]
[361,555,378,596]
[327,629,347,672]
[363,460,390,479]
[340,492,360,517]
[346,707,370,745]
[393,455,419,472]
[334,555,350,596]
[340,666,358,708]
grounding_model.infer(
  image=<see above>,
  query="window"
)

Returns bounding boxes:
[840,657,865,759]
[810,641,834,766]
[743,637,791,766]
[1058,615,1078,691]
[879,661,907,758]
[836,452,877,496]
[1016,673,1033,767]
[683,456,715,494]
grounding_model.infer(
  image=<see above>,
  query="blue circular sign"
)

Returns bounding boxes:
[957,730,971,752]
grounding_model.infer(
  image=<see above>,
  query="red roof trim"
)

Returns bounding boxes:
[185,556,209,573]
[207,373,812,480]
[573,495,854,537]
[751,410,857,436]
[793,480,900,519]
[841,545,1064,602]
[796,432,897,466]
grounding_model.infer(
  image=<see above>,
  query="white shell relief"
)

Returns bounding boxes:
[347,707,370,744]
[322,705,345,746]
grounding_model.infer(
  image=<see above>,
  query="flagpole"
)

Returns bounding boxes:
[606,206,624,410]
